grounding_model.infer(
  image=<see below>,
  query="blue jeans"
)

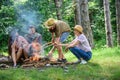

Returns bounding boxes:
[60,32,70,43]
[69,47,92,61]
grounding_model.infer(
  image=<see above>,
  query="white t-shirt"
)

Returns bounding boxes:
[74,34,91,52]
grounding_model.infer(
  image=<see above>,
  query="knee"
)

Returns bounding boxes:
[11,44,15,48]
[69,47,74,51]
[18,47,23,53]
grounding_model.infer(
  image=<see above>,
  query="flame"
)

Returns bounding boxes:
[29,42,42,61]
[30,54,40,61]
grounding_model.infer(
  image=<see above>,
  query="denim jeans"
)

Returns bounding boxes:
[60,32,70,43]
[69,47,92,61]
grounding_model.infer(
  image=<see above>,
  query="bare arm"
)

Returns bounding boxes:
[54,39,76,47]
[51,33,55,43]
[67,40,80,48]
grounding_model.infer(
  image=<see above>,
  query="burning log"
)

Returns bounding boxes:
[21,56,74,68]
[34,62,46,67]
[0,55,74,69]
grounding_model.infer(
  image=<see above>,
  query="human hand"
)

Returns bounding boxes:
[65,47,68,52]
[65,46,70,52]
[51,38,55,43]
[65,45,71,52]
[53,42,59,47]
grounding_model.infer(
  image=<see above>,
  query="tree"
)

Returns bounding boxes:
[103,0,113,47]
[74,0,81,25]
[74,0,94,47]
[116,0,120,46]
[54,0,63,20]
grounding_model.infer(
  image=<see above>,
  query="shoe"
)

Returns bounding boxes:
[44,56,49,60]
[73,60,81,64]
[13,64,17,68]
[57,59,63,62]
[80,60,87,64]
[62,59,67,63]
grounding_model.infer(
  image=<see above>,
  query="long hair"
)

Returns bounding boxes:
[8,29,18,56]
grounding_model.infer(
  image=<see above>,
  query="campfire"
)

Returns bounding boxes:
[0,42,73,69]
[0,54,73,69]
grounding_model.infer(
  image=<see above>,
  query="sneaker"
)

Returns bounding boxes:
[13,64,17,68]
[73,60,81,64]
[44,56,49,60]
[62,59,67,63]
[80,60,87,64]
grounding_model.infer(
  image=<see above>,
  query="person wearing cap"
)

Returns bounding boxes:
[56,25,92,64]
[45,18,71,62]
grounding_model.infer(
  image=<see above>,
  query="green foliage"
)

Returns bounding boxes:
[89,0,116,47]
[0,0,117,51]
[0,0,16,52]
[89,1,105,41]
[0,5,16,31]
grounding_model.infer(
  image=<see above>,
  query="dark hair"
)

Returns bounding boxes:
[49,27,56,33]
[10,29,19,44]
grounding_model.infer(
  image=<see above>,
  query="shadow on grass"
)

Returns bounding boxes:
[88,62,101,67]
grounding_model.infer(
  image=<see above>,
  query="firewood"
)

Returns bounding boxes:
[21,64,34,67]
[65,62,73,65]
[34,62,45,67]
[0,57,12,64]
[0,64,10,69]
[49,61,63,65]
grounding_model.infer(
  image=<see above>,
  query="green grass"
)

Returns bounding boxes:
[0,47,120,80]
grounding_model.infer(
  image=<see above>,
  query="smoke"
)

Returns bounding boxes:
[10,0,46,56]
[13,1,42,34]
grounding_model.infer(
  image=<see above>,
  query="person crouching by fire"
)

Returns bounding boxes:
[55,25,92,64]
[44,18,71,63]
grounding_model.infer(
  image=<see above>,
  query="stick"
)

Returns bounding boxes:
[42,42,53,48]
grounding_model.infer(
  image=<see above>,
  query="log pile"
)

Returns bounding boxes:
[0,55,73,69]
[21,57,73,68]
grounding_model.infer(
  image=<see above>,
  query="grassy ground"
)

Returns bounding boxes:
[0,47,120,80]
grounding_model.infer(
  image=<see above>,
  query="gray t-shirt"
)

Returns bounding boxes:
[25,33,42,44]
[75,34,91,52]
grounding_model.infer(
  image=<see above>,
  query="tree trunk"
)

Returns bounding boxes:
[74,0,81,25]
[79,0,94,48]
[116,0,120,46]
[54,0,63,20]
[103,0,113,47]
